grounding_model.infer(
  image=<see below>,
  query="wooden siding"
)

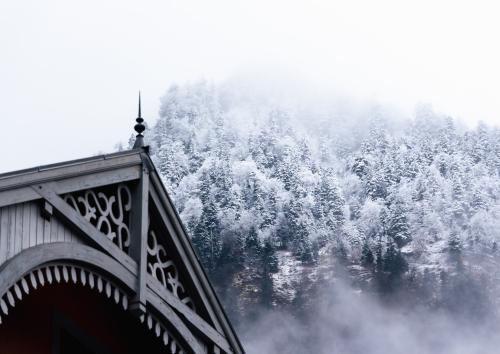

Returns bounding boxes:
[0,201,81,264]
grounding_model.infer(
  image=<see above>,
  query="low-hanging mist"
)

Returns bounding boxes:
[242,279,500,354]
[122,78,500,353]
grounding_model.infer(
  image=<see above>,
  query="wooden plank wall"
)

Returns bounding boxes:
[0,201,81,265]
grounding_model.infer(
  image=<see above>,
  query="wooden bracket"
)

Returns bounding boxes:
[40,200,53,221]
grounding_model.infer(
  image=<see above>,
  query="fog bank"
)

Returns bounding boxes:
[242,281,500,354]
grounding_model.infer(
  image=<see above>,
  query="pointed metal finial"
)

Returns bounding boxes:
[138,91,142,118]
[133,91,145,148]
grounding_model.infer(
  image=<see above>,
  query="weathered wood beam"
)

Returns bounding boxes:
[129,162,150,315]
[0,187,40,209]
[0,166,141,208]
[0,152,142,192]
[55,166,141,195]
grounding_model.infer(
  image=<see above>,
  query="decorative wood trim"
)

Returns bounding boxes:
[31,182,230,350]
[147,274,233,354]
[0,148,244,353]
[63,183,133,253]
[138,310,187,354]
[30,182,137,274]
[0,262,189,354]
[0,243,204,354]
[147,225,196,311]
[0,243,136,297]
[149,187,220,326]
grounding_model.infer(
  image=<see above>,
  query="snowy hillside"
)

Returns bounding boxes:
[131,80,500,335]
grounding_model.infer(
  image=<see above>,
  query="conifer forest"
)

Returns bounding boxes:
[130,80,500,353]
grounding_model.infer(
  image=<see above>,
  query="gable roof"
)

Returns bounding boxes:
[0,147,244,354]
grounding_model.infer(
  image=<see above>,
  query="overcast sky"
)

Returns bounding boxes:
[1,0,499,173]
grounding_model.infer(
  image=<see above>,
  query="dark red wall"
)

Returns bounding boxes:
[0,283,167,354]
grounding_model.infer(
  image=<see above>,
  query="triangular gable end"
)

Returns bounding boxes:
[0,148,244,354]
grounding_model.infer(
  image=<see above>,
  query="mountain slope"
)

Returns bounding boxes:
[135,80,500,329]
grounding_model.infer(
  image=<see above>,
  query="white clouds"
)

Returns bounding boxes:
[0,0,499,172]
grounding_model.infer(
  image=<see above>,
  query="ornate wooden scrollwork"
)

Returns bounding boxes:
[63,184,132,253]
[147,229,196,311]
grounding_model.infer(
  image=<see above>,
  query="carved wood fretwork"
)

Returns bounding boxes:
[63,184,132,253]
[147,228,196,312]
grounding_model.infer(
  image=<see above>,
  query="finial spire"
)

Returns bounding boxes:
[138,91,142,118]
[133,91,146,148]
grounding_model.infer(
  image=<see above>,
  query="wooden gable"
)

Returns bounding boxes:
[0,148,244,354]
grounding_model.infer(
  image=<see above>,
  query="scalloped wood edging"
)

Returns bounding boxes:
[0,262,185,354]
